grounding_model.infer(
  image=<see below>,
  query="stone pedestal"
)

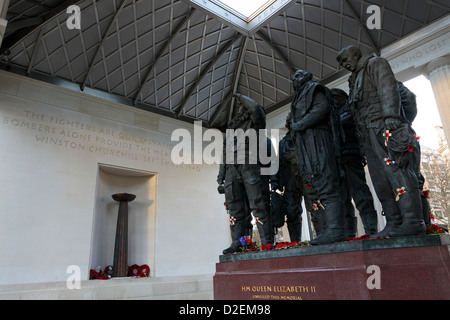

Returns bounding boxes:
[111,193,136,278]
[214,235,450,300]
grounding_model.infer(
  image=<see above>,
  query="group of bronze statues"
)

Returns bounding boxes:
[218,45,431,254]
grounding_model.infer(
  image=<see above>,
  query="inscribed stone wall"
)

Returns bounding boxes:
[0,70,228,285]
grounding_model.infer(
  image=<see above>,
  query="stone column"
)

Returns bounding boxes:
[424,55,450,145]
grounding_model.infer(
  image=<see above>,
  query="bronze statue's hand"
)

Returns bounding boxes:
[362,156,367,167]
[271,183,280,192]
[384,118,401,131]
[217,184,225,194]
[290,121,305,132]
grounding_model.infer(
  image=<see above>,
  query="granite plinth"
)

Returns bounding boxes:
[214,235,450,300]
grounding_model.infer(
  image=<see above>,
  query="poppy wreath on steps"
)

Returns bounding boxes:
[90,264,150,279]
[128,264,150,277]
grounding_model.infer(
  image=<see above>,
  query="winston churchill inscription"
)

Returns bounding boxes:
[1,109,201,172]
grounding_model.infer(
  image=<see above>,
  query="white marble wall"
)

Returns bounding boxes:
[0,70,229,285]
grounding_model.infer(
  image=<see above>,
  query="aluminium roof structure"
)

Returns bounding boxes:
[1,0,449,129]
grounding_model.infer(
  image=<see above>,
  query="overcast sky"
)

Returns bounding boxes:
[405,75,443,150]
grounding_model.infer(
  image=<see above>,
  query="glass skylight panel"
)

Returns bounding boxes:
[214,0,276,21]
[184,0,296,34]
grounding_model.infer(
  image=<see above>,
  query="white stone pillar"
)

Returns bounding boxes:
[424,55,450,145]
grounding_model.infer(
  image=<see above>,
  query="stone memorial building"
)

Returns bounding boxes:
[0,0,448,300]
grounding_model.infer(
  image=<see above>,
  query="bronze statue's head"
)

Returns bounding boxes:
[291,69,312,90]
[237,102,246,115]
[235,101,250,122]
[336,45,362,72]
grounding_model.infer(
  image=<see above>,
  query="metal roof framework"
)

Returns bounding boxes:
[1,0,449,129]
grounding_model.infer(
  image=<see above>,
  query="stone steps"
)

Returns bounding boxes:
[0,274,213,300]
